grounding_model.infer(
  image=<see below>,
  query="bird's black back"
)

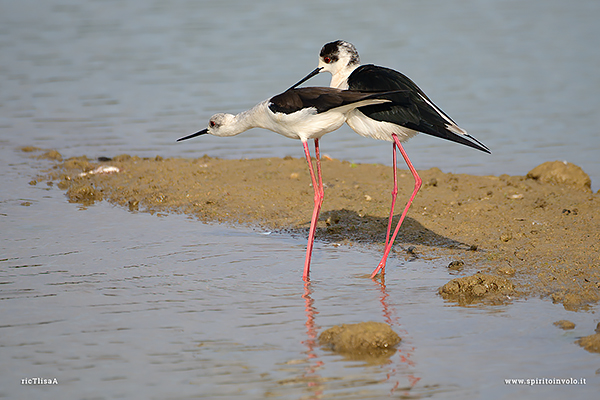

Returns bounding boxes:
[348,64,476,138]
[347,64,489,153]
[348,64,456,128]
[268,87,409,115]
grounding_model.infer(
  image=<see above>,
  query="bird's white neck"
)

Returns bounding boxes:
[329,63,359,89]
[213,101,271,137]
[237,101,273,130]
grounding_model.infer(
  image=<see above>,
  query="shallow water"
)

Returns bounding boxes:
[1,0,600,398]
[2,146,599,399]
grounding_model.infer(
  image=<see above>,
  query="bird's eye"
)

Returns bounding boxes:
[209,120,216,128]
[323,56,332,64]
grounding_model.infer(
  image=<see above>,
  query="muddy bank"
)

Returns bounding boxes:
[34,148,600,310]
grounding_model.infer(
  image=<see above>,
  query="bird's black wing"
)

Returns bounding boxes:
[348,65,490,153]
[269,87,410,115]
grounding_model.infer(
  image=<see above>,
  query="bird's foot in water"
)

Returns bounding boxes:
[370,261,386,280]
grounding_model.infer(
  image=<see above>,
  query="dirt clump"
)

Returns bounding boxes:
[550,290,600,312]
[553,320,576,330]
[576,322,600,354]
[66,183,103,205]
[576,333,600,354]
[319,322,401,363]
[526,161,591,191]
[438,273,515,305]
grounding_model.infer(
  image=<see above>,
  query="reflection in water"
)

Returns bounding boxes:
[301,282,324,398]
[300,280,421,397]
[376,278,421,395]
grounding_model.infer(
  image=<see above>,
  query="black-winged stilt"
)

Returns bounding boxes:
[291,40,491,279]
[178,86,405,281]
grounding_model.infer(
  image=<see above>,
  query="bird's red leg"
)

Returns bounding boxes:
[314,139,324,203]
[385,141,398,247]
[302,139,324,281]
[371,134,422,279]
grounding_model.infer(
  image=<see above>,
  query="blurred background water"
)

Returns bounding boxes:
[1,1,599,399]
[1,0,599,189]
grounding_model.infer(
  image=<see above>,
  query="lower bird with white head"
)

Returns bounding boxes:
[178,86,406,281]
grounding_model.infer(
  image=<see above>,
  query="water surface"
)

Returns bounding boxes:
[2,146,598,399]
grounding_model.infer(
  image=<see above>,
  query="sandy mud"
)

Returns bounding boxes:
[31,147,599,314]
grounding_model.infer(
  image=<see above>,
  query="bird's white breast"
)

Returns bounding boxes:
[263,106,346,141]
[346,109,419,142]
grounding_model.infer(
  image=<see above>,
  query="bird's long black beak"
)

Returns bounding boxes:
[287,67,323,91]
[177,128,208,142]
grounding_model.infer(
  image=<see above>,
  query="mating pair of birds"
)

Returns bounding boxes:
[178,40,490,281]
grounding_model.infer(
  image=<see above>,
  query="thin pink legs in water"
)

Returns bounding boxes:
[302,138,324,281]
[371,133,422,279]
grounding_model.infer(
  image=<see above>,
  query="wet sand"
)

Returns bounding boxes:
[33,147,600,312]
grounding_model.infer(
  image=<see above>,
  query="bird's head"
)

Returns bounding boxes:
[317,40,360,76]
[204,113,238,137]
[287,40,361,91]
[177,113,238,142]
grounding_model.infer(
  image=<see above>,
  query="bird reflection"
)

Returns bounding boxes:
[298,279,421,397]
[301,282,324,397]
[375,277,421,394]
